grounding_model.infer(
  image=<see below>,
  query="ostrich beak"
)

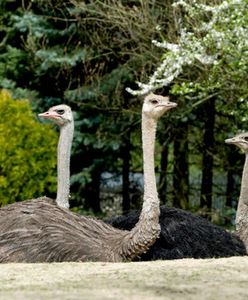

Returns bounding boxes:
[167,102,177,108]
[225,138,236,144]
[38,111,60,120]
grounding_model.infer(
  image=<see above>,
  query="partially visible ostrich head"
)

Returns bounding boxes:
[143,93,177,119]
[38,104,73,126]
[225,132,248,154]
[226,132,248,233]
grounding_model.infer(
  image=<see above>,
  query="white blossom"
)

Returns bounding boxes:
[126,0,247,95]
[152,40,180,52]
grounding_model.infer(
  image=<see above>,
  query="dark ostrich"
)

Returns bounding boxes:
[106,206,246,260]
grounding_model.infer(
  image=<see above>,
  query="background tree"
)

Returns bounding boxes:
[0,89,57,206]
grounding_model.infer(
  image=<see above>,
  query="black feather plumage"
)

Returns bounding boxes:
[106,205,246,260]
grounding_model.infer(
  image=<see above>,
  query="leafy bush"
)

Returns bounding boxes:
[0,89,57,206]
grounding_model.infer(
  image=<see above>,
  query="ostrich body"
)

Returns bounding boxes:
[106,132,247,260]
[107,206,245,260]
[225,132,248,251]
[0,95,176,262]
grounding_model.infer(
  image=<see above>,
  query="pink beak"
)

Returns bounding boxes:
[38,111,60,120]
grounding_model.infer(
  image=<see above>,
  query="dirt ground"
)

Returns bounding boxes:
[0,257,248,300]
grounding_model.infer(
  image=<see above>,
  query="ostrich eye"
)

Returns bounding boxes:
[56,109,65,115]
[243,136,248,141]
[150,99,158,105]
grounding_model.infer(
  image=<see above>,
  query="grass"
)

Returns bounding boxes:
[1,257,248,300]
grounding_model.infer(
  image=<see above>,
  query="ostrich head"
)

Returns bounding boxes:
[142,93,177,119]
[38,104,73,126]
[225,132,248,154]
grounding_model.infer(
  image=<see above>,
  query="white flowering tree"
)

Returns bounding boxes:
[127,0,247,108]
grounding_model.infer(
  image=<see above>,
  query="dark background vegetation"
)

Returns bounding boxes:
[0,0,247,227]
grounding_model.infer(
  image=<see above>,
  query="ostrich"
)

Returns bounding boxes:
[0,94,176,262]
[106,135,247,260]
[107,208,246,260]
[225,132,248,251]
[39,104,74,209]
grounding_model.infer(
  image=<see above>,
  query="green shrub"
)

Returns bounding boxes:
[0,89,57,206]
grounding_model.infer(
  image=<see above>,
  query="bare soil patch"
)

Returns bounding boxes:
[0,257,248,300]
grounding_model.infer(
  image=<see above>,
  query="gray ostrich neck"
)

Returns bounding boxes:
[141,116,159,215]
[120,114,160,259]
[56,120,74,208]
[236,153,248,230]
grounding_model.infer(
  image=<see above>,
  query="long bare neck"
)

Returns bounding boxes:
[120,113,160,259]
[56,120,74,208]
[236,153,248,230]
[141,116,159,218]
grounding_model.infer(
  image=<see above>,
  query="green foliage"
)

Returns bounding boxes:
[0,89,57,206]
[35,48,87,73]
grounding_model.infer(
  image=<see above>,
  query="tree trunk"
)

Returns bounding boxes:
[122,130,131,214]
[172,123,189,209]
[226,149,242,208]
[84,167,101,213]
[159,141,169,204]
[200,99,215,214]
[226,152,235,208]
